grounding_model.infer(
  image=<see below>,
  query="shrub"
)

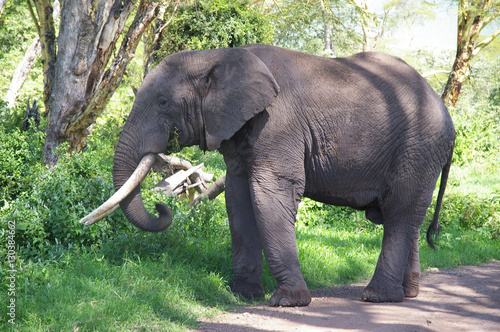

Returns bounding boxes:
[0,121,45,209]
[0,118,134,259]
[158,0,274,57]
[452,105,500,166]
[434,163,500,240]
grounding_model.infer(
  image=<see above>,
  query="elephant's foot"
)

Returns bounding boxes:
[270,282,311,307]
[230,276,265,299]
[403,271,420,298]
[362,282,405,303]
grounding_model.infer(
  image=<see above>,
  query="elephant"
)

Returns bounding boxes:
[81,44,455,307]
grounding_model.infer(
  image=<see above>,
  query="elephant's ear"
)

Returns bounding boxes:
[202,48,280,150]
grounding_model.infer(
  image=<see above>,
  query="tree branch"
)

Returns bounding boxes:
[190,175,226,206]
[4,37,40,108]
[144,0,180,76]
[473,25,500,55]
[6,0,60,109]
[26,0,41,36]
[32,0,57,106]
[66,0,161,152]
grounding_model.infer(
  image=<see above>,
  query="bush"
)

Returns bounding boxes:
[434,164,500,240]
[452,105,500,166]
[0,121,44,209]
[158,0,274,57]
[0,117,134,259]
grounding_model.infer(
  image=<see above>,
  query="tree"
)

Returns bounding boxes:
[349,0,386,52]
[25,0,172,165]
[271,0,361,56]
[156,0,273,58]
[349,0,436,52]
[4,1,60,109]
[442,0,500,108]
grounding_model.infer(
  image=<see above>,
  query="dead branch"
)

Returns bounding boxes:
[152,154,226,205]
[154,163,204,195]
[190,175,226,206]
[155,153,214,183]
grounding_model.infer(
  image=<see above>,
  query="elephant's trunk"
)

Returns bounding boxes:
[79,154,156,226]
[111,125,173,232]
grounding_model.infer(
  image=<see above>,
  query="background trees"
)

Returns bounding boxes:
[441,0,500,108]
[3,0,499,163]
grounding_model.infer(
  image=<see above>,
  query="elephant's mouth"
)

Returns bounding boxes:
[166,129,181,154]
[79,153,168,226]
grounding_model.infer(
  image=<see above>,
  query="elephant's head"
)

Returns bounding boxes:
[81,47,279,231]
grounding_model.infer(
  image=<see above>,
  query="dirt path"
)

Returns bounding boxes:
[198,260,500,331]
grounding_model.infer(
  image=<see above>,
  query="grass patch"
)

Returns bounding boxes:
[4,248,238,331]
[2,160,499,331]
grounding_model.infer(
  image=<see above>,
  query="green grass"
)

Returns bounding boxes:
[7,249,237,331]
[2,162,500,330]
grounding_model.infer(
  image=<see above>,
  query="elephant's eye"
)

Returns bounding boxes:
[158,97,169,109]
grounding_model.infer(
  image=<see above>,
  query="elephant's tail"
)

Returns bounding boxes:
[426,148,454,250]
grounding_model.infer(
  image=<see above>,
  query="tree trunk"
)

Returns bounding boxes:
[441,0,500,109]
[65,0,161,153]
[4,36,40,109]
[441,8,481,108]
[143,0,181,77]
[319,0,335,57]
[0,0,7,19]
[349,0,380,52]
[5,0,60,109]
[31,0,57,105]
[39,0,162,165]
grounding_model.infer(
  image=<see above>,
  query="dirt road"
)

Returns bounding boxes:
[198,260,500,331]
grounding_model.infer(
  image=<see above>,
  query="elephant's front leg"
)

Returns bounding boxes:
[225,173,265,298]
[249,172,311,307]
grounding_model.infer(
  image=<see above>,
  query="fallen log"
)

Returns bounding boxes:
[153,154,226,204]
[190,175,226,206]
[153,163,204,195]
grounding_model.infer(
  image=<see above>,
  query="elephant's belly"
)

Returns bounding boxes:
[303,168,382,209]
[303,151,386,209]
[304,189,379,210]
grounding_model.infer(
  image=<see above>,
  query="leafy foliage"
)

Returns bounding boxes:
[157,0,273,58]
[453,105,500,166]
[0,115,135,259]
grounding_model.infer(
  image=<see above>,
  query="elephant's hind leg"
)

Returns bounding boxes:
[403,228,420,298]
[362,205,428,303]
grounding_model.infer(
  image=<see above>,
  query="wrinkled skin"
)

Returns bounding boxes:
[113,44,455,306]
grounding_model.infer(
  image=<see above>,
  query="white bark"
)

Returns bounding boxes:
[0,0,7,19]
[4,0,60,108]
[4,37,41,109]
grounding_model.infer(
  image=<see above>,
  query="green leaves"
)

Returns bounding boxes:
[157,0,273,58]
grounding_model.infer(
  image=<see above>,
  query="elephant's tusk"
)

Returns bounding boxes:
[79,153,156,226]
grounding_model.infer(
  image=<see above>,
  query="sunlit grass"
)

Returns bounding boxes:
[297,222,381,288]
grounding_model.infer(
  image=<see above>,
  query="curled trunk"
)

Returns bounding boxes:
[112,132,172,232]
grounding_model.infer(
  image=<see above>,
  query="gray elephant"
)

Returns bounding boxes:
[81,44,455,307]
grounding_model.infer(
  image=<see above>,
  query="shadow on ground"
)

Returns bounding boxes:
[198,260,500,331]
